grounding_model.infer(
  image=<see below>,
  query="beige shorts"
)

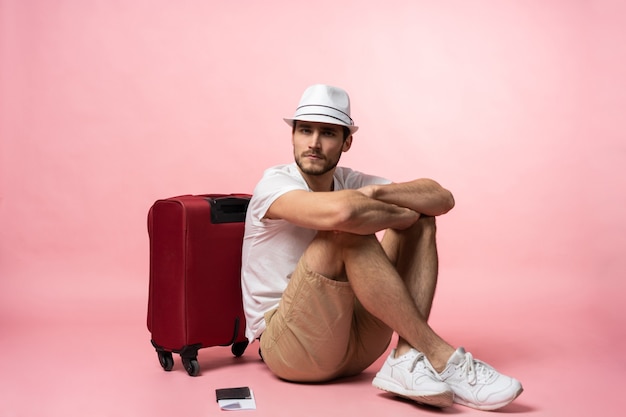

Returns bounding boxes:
[259,258,393,382]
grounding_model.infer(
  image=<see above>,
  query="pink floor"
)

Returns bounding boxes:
[1,266,621,417]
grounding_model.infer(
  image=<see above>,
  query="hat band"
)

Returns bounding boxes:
[295,104,354,126]
[293,112,354,126]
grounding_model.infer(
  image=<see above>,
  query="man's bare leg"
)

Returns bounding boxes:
[374,217,523,411]
[381,216,445,366]
[302,228,454,371]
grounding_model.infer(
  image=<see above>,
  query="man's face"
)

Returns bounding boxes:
[292,121,352,176]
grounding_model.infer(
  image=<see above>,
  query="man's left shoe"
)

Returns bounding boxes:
[437,347,523,411]
[373,349,454,408]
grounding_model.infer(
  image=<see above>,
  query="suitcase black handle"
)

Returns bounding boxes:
[207,196,250,224]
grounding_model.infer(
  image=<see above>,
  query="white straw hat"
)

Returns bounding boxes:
[284,84,358,133]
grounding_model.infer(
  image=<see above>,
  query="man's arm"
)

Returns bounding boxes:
[265,189,420,235]
[359,179,455,217]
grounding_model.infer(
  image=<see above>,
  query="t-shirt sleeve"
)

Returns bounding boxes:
[249,169,307,224]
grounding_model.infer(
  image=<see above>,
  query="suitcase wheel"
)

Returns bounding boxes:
[182,356,200,377]
[231,341,248,357]
[157,351,174,372]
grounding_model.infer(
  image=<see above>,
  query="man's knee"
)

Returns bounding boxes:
[304,231,379,280]
[318,230,378,249]
[405,215,437,238]
[419,215,437,231]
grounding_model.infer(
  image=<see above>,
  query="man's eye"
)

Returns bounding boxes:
[322,131,336,137]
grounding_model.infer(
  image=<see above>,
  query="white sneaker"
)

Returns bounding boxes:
[372,349,454,408]
[437,347,523,411]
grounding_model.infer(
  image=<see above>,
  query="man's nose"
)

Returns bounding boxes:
[308,130,321,148]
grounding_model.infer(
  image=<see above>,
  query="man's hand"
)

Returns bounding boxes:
[359,180,454,217]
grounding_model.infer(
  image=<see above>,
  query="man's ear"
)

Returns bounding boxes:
[343,135,353,152]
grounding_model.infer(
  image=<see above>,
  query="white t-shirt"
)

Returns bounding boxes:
[241,163,391,342]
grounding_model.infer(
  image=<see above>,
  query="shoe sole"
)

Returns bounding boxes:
[454,386,524,411]
[372,376,454,408]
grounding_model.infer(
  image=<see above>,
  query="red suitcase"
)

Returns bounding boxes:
[147,194,251,376]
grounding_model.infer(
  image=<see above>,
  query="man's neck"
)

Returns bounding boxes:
[299,169,335,192]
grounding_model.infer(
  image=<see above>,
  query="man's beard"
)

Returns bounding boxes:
[294,151,341,176]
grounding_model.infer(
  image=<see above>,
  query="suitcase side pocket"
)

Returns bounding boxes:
[207,196,251,224]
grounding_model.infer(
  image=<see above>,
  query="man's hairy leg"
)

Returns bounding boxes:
[303,230,454,371]
[381,216,445,362]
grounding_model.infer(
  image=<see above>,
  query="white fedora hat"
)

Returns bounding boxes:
[284,84,359,134]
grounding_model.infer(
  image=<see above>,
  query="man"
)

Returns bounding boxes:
[241,84,523,410]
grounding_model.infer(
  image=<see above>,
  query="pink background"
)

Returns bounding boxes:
[1,1,624,416]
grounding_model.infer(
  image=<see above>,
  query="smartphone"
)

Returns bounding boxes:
[216,387,252,401]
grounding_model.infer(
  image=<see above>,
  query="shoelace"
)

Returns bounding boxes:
[458,351,496,385]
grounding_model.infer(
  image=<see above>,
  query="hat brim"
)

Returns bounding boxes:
[283,116,358,134]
